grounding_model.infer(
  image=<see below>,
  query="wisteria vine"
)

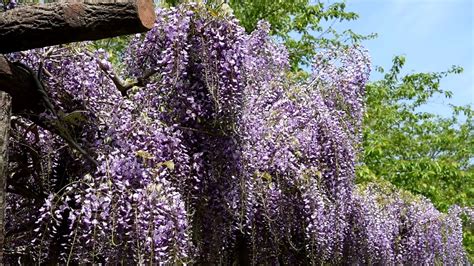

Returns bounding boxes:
[4,3,471,264]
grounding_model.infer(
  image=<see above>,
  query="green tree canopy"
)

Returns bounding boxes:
[359,56,473,210]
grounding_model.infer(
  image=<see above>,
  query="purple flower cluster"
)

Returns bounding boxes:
[0,0,16,10]
[4,4,470,264]
[350,183,467,264]
[6,47,192,264]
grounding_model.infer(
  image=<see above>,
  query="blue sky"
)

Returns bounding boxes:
[332,0,473,116]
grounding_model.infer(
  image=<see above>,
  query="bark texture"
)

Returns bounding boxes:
[0,91,11,264]
[0,0,156,53]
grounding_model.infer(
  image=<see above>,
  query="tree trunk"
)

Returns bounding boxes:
[0,91,11,264]
[0,0,156,53]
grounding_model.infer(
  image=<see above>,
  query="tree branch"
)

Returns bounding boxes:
[91,51,160,96]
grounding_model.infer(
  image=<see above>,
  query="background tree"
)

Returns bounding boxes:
[359,56,473,210]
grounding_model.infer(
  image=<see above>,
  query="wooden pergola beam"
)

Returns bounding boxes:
[0,0,156,54]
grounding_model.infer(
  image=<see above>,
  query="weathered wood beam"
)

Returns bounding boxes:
[0,0,156,54]
[0,91,11,263]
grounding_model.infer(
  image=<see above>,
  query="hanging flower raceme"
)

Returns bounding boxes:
[239,45,369,263]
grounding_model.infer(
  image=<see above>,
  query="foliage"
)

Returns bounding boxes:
[4,4,471,264]
[359,56,473,210]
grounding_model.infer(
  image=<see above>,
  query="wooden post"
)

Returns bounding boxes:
[0,0,156,53]
[0,91,11,264]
